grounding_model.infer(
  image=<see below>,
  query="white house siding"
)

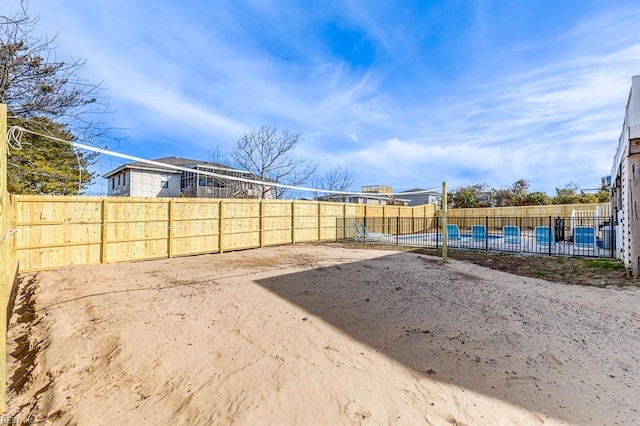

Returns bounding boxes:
[611,75,640,276]
[104,158,274,199]
[129,171,181,197]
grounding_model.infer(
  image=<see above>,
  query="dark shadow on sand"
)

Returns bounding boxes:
[255,251,602,424]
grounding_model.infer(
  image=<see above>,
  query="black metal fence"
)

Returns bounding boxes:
[337,216,616,258]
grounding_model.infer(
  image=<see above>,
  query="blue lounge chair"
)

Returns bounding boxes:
[573,226,598,256]
[470,224,487,248]
[534,226,557,254]
[446,224,461,247]
[502,225,522,251]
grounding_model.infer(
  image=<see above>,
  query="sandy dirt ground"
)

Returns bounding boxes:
[6,244,640,425]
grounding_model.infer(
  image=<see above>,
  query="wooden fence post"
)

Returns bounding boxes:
[168,199,174,258]
[343,202,348,241]
[0,103,7,412]
[442,181,448,262]
[291,201,296,244]
[343,202,347,221]
[101,198,108,263]
[411,206,415,234]
[219,199,224,253]
[317,202,322,241]
[364,204,368,229]
[259,200,265,248]
[382,205,386,233]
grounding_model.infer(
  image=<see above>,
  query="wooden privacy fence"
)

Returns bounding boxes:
[10,197,609,272]
[0,104,18,412]
[13,196,437,272]
[439,203,610,230]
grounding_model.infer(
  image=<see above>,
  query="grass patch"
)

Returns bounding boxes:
[583,259,626,270]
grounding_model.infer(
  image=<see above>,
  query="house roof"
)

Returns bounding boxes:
[103,157,256,179]
[102,161,177,178]
[131,156,228,169]
[399,188,441,195]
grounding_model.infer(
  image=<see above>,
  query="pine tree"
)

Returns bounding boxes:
[2,4,111,194]
[7,116,96,195]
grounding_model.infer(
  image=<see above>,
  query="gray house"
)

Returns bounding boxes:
[103,157,274,199]
[397,188,442,207]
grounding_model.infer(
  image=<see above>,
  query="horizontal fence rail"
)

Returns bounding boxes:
[339,215,616,258]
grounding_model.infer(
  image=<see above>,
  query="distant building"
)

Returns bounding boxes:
[397,188,442,207]
[361,185,392,195]
[317,185,409,206]
[103,157,274,199]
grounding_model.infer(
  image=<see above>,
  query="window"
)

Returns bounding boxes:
[118,175,121,186]
[198,177,206,187]
[112,178,115,189]
[122,173,126,186]
[161,180,169,189]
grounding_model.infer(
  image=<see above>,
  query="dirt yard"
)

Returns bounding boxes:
[6,244,640,425]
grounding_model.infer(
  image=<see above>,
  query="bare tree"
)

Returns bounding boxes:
[311,166,355,200]
[231,125,317,199]
[208,145,230,166]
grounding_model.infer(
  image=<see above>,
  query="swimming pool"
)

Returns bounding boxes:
[460,233,502,240]
[391,232,502,248]
[396,232,502,242]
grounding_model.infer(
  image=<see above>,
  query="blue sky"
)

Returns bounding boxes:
[8,0,640,195]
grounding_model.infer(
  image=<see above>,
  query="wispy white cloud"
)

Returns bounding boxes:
[23,1,386,151]
[356,13,640,192]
